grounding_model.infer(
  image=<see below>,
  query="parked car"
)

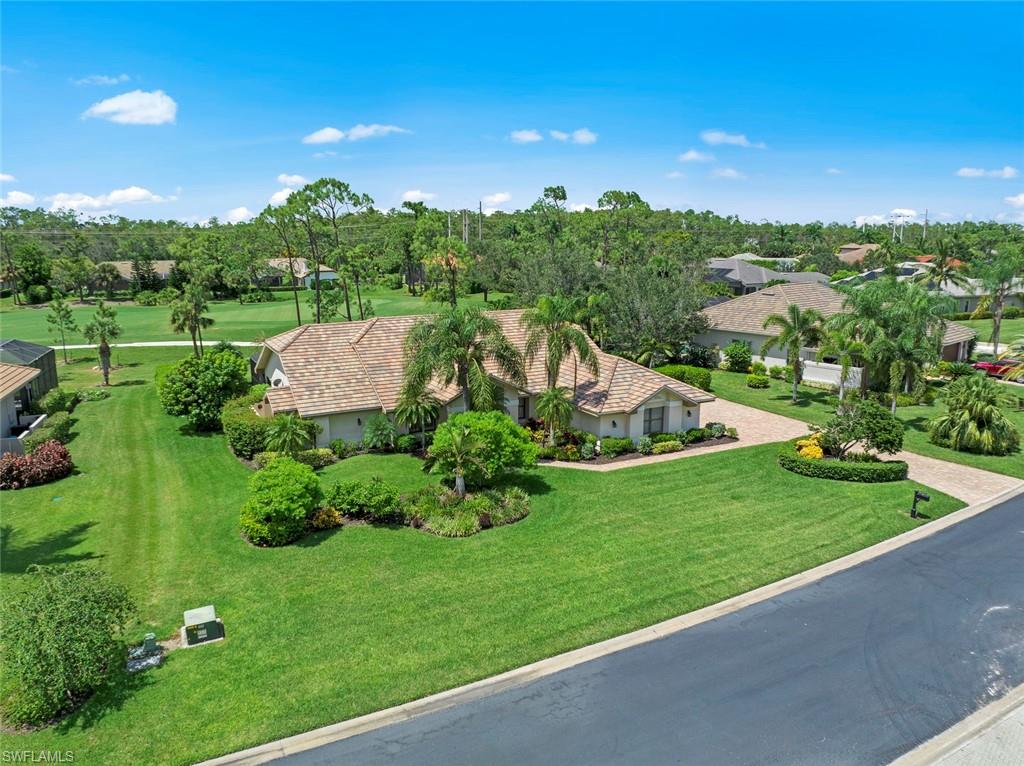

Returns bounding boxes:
[973,358,1022,377]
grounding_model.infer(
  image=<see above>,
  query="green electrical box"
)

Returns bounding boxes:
[182,605,224,647]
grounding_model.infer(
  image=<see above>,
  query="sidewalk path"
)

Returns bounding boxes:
[932,703,1024,766]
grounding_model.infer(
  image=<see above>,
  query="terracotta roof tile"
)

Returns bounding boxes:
[0,362,41,400]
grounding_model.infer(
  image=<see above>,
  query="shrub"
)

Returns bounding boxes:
[156,286,181,305]
[0,440,73,490]
[817,400,904,459]
[424,509,481,538]
[3,565,136,726]
[929,374,1020,456]
[637,436,654,455]
[705,421,727,439]
[599,436,634,457]
[538,445,558,460]
[395,434,419,453]
[723,341,753,373]
[323,477,402,522]
[684,427,709,444]
[239,457,322,546]
[650,432,677,444]
[1005,306,1022,319]
[37,387,78,416]
[945,361,975,380]
[798,443,824,459]
[133,290,159,306]
[76,388,110,403]
[750,361,767,376]
[298,448,335,469]
[654,364,712,392]
[363,413,397,450]
[330,438,362,458]
[580,441,595,460]
[652,440,683,455]
[158,349,250,431]
[309,506,343,530]
[746,373,770,389]
[769,365,786,380]
[427,410,538,488]
[557,444,580,461]
[23,412,73,453]
[778,441,907,482]
[726,427,739,439]
[0,453,32,490]
[491,486,530,526]
[25,284,50,305]
[221,388,272,459]
[381,272,404,290]
[678,342,717,369]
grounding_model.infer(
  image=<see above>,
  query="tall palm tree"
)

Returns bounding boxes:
[424,425,483,497]
[762,304,825,402]
[82,301,122,386]
[971,246,1024,355]
[393,388,440,450]
[521,295,599,391]
[266,414,314,457]
[535,386,573,446]
[402,306,525,412]
[170,283,215,358]
[911,238,968,289]
[817,325,866,402]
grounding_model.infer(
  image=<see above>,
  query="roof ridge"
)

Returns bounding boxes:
[351,316,379,345]
[596,355,620,414]
[276,324,310,353]
[350,338,387,413]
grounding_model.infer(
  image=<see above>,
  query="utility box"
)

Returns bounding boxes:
[182,605,225,647]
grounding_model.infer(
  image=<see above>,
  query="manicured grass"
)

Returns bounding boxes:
[958,316,1024,345]
[711,369,1024,479]
[1,357,964,765]
[0,287,495,345]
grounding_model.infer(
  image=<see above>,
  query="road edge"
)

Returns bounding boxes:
[198,483,1024,766]
[889,683,1024,765]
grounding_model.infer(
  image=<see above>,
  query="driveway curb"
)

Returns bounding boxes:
[197,484,1024,766]
[889,684,1024,765]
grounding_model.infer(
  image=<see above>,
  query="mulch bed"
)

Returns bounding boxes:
[539,436,739,466]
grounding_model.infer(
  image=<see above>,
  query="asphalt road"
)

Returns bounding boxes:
[282,493,1024,766]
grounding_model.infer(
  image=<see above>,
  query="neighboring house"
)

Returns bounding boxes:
[261,258,338,289]
[836,242,881,266]
[730,252,800,270]
[303,264,339,290]
[0,339,58,400]
[252,310,714,446]
[707,257,827,295]
[832,262,926,286]
[693,282,977,387]
[0,362,46,456]
[105,260,177,291]
[833,266,1024,314]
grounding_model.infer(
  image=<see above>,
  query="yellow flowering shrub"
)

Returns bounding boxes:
[798,444,824,460]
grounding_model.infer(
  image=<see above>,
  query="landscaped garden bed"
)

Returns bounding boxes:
[778,437,908,483]
[536,422,739,465]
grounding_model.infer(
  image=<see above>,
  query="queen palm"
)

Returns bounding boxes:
[423,425,482,497]
[911,238,968,289]
[521,295,599,391]
[634,337,675,369]
[394,388,440,450]
[762,304,825,403]
[535,386,573,446]
[817,325,866,402]
[266,414,314,457]
[402,306,525,412]
[82,301,122,386]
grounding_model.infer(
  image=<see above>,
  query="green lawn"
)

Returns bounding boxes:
[0,287,495,346]
[958,316,1024,345]
[1,348,965,765]
[711,370,1024,479]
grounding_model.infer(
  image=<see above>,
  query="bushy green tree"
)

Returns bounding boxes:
[425,410,537,489]
[46,294,79,363]
[157,349,249,430]
[239,456,322,545]
[4,565,136,725]
[817,400,904,460]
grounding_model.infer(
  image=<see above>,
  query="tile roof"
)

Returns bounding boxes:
[104,260,176,279]
[0,362,41,400]
[702,282,976,348]
[836,243,880,266]
[260,310,713,418]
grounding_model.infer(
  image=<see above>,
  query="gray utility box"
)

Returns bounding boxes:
[182,605,225,647]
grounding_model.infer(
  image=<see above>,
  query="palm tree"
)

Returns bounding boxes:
[82,301,122,386]
[402,306,525,412]
[911,238,968,289]
[170,283,215,358]
[634,337,676,369]
[971,246,1024,355]
[762,304,825,402]
[92,261,120,299]
[266,414,314,457]
[929,374,1019,455]
[535,386,573,446]
[817,325,866,402]
[521,295,599,392]
[424,425,483,497]
[393,388,440,451]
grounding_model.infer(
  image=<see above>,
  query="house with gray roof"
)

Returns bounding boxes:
[707,257,828,295]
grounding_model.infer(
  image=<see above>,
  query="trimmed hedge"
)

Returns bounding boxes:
[746,373,770,389]
[653,364,712,392]
[221,386,271,459]
[777,441,907,483]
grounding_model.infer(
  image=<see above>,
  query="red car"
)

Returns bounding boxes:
[973,358,1022,377]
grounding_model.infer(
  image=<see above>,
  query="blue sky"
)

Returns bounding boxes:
[2,2,1023,225]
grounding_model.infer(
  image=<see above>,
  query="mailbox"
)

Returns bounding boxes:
[182,605,224,646]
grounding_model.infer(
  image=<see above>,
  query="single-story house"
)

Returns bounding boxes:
[837,242,880,266]
[105,260,177,291]
[693,282,977,388]
[707,257,828,295]
[0,362,46,456]
[0,339,58,400]
[252,310,715,446]
[927,277,1024,314]
[261,258,338,289]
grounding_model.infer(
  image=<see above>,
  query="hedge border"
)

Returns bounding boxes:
[777,440,907,483]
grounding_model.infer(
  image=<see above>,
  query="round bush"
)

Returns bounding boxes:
[323,477,401,522]
[777,441,907,483]
[428,410,538,488]
[221,387,271,459]
[746,373,770,389]
[158,349,250,431]
[240,457,322,546]
[654,363,712,392]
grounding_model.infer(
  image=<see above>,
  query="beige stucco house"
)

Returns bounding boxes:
[252,310,714,446]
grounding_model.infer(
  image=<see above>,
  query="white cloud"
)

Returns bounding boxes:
[277,173,308,186]
[549,130,569,141]
[956,165,1018,179]
[569,202,594,212]
[73,73,130,86]
[302,124,409,144]
[826,168,844,175]
[891,207,917,218]
[82,89,177,125]
[700,129,765,149]
[710,167,746,180]
[269,188,295,206]
[665,171,685,179]
[482,191,511,205]
[313,150,337,158]
[1005,192,1024,208]
[402,189,436,202]
[0,173,15,182]
[48,185,171,211]
[1,190,35,207]
[226,206,254,223]
[549,128,598,145]
[855,214,887,226]
[570,128,598,145]
[679,149,714,162]
[509,129,543,144]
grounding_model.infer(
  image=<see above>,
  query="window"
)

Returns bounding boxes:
[643,406,664,435]
[517,396,529,421]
